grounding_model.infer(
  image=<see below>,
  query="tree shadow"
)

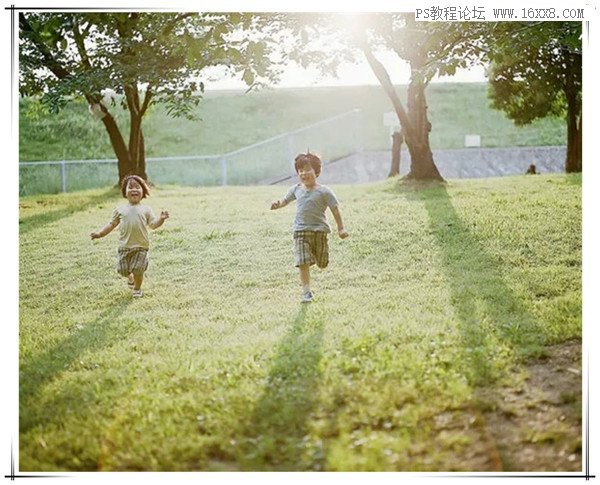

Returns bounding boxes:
[19,188,119,235]
[20,295,133,433]
[403,184,545,385]
[238,305,325,471]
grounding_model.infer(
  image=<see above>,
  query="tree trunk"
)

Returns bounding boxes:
[564,94,582,173]
[362,45,444,182]
[389,131,403,177]
[403,68,444,181]
[128,114,149,181]
[98,109,133,184]
[137,128,148,180]
[125,85,149,182]
[576,115,582,171]
[564,50,582,174]
[565,118,582,173]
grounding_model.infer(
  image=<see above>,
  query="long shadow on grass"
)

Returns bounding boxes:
[404,184,545,385]
[238,305,324,471]
[19,188,118,235]
[20,295,132,433]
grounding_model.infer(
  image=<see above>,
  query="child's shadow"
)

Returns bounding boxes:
[240,305,325,471]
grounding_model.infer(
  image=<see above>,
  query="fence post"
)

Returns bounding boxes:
[61,161,67,193]
[221,156,227,186]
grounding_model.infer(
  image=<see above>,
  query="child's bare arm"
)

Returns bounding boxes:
[150,210,170,230]
[270,199,289,210]
[330,206,349,239]
[90,222,117,240]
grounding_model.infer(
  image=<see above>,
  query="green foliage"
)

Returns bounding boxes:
[19,174,581,470]
[485,22,582,126]
[19,12,277,114]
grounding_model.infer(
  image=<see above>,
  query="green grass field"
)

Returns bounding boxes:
[19,174,581,471]
[20,83,566,162]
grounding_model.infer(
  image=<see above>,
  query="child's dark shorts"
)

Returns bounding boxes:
[293,230,329,268]
[116,247,149,277]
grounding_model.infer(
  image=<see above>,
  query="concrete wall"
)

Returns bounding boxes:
[315,146,567,185]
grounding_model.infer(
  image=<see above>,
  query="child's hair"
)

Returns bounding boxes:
[120,175,150,198]
[294,152,322,177]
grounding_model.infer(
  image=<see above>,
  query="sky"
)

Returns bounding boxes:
[203,52,488,91]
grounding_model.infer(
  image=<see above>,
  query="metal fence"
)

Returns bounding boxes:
[19,109,364,196]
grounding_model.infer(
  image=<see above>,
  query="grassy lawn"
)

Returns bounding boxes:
[19,83,566,162]
[19,173,581,471]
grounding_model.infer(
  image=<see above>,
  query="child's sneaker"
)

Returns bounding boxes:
[301,291,314,303]
[132,289,143,298]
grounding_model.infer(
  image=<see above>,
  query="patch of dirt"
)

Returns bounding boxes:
[475,340,582,471]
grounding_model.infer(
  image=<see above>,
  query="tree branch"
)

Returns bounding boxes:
[19,13,71,81]
[124,84,140,117]
[72,17,93,70]
[361,43,416,140]
[140,84,153,117]
[161,12,196,36]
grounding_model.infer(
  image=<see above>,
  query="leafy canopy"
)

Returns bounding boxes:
[19,12,279,118]
[485,22,582,125]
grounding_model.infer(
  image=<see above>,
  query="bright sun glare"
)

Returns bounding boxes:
[333,12,368,36]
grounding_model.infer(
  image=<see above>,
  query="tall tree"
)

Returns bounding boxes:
[285,14,485,181]
[19,12,276,184]
[484,22,582,173]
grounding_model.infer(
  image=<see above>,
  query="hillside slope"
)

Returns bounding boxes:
[20,83,566,162]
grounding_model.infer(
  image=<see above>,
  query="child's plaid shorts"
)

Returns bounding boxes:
[116,247,149,276]
[293,230,329,268]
